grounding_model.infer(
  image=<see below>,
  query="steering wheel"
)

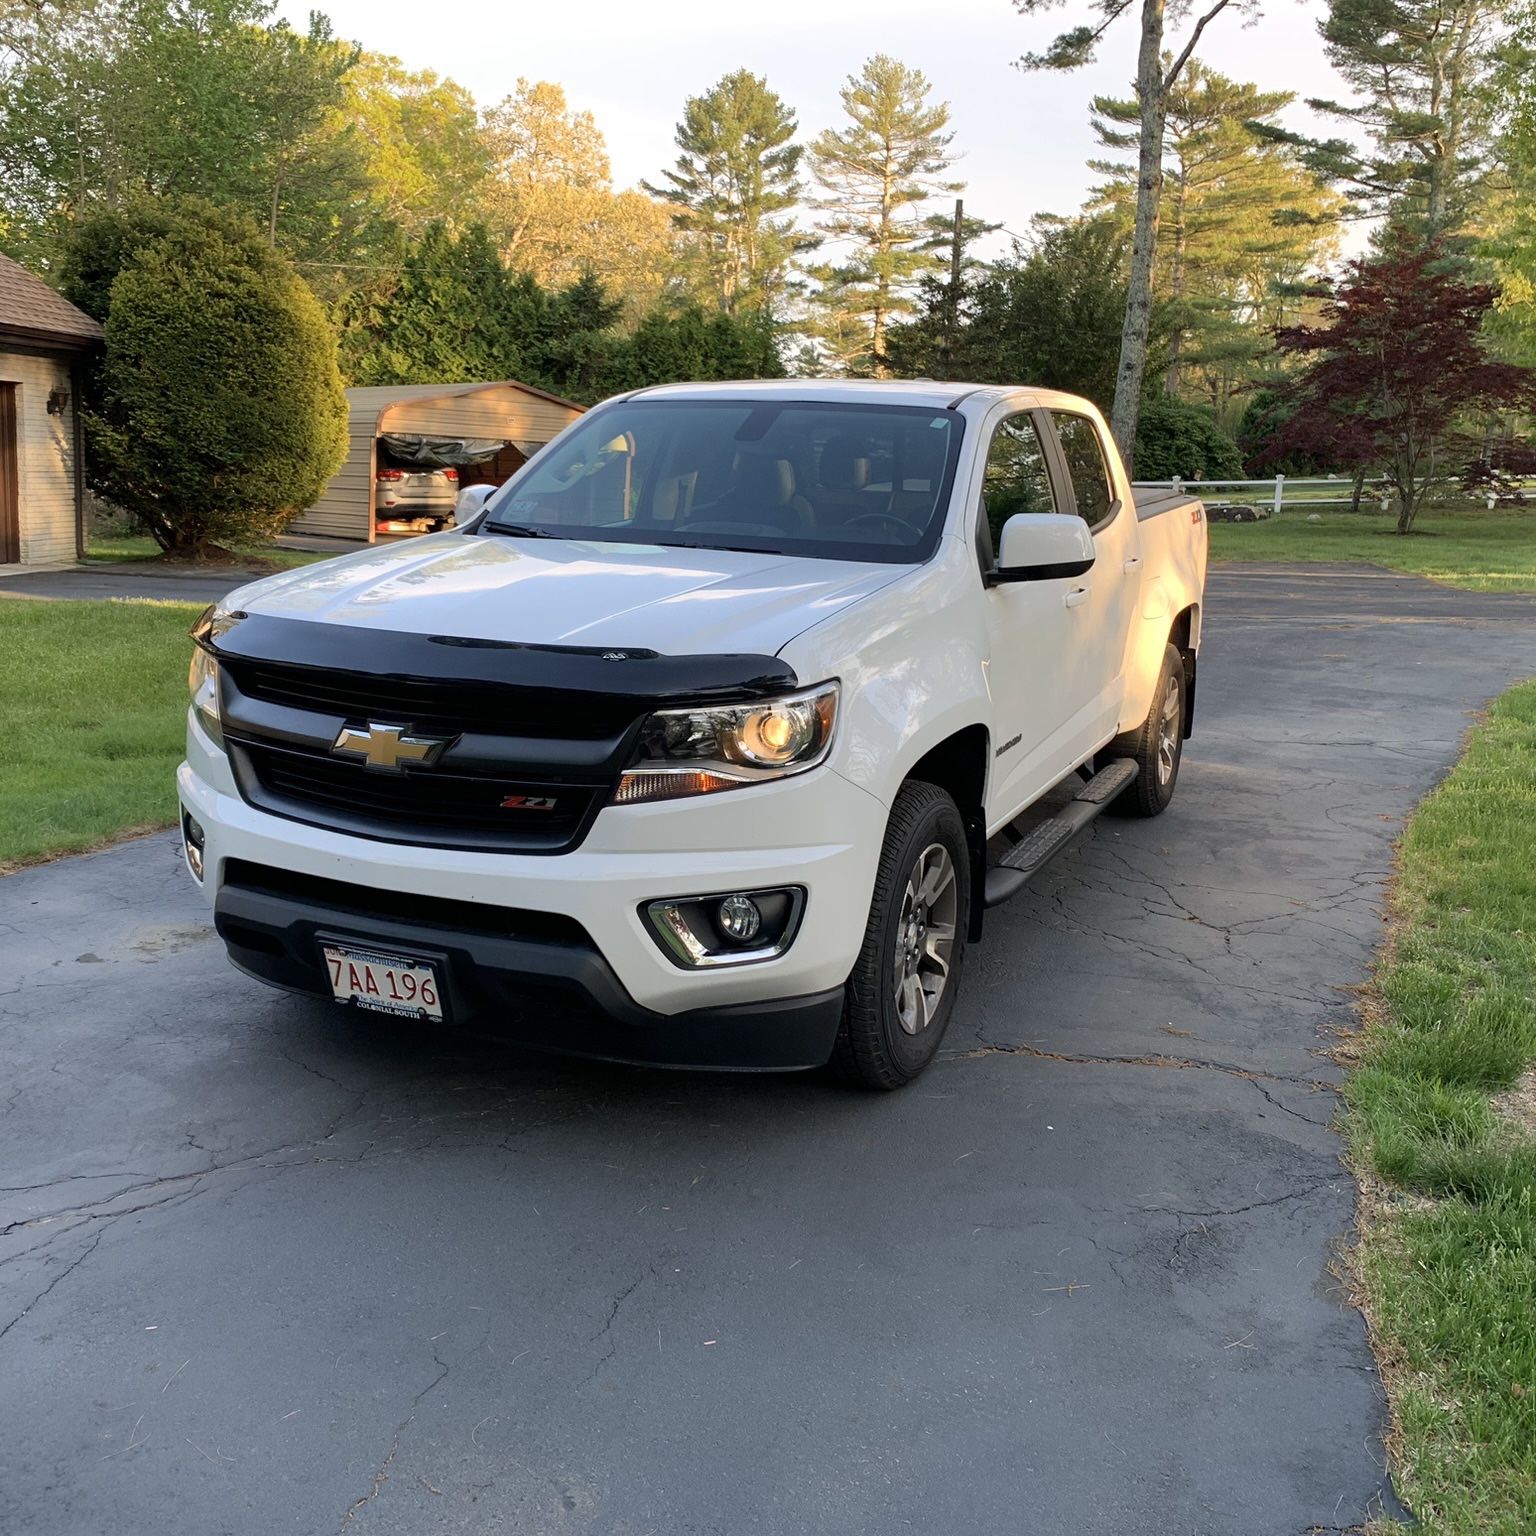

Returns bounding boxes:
[842,512,915,539]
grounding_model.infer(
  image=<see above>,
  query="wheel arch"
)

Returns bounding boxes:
[1120,602,1201,741]
[904,723,990,942]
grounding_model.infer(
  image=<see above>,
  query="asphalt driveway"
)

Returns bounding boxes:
[5,563,1536,1535]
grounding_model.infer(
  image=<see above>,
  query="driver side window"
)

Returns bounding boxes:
[982,413,1057,546]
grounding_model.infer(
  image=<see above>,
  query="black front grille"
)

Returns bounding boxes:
[223,657,640,741]
[229,740,603,854]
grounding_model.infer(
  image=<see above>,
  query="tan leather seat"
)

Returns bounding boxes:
[713,451,815,534]
[814,435,881,525]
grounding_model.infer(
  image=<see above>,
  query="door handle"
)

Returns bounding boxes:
[1123,556,1142,572]
[1064,587,1089,609]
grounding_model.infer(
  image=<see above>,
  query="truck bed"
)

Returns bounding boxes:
[1131,487,1204,523]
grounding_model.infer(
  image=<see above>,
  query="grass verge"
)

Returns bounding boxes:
[1346,678,1536,1533]
[85,531,322,570]
[0,597,200,869]
[1207,507,1536,591]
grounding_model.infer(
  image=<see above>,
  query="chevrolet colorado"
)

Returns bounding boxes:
[179,381,1206,1088]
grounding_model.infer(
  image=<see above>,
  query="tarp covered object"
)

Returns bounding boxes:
[379,434,509,467]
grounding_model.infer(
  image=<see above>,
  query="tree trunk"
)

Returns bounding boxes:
[1110,0,1168,473]
[1349,469,1365,515]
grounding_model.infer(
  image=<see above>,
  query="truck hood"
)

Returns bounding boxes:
[225,532,907,658]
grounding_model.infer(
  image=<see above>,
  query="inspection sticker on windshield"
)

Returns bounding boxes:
[323,945,443,1021]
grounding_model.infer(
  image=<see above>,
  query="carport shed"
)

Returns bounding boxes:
[290,381,584,542]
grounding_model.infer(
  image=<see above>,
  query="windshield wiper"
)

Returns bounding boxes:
[481,521,561,539]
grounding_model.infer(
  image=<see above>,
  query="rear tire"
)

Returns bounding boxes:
[831,781,970,1091]
[1107,643,1186,818]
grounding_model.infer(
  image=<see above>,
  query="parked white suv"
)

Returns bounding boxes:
[180,382,1206,1088]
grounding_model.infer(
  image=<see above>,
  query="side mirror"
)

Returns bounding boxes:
[987,512,1095,586]
[455,482,498,520]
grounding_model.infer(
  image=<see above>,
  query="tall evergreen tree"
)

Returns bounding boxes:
[644,70,806,318]
[1254,0,1503,239]
[807,55,960,377]
[882,203,1002,379]
[890,219,1170,410]
[1482,0,1536,364]
[341,221,528,386]
[1014,0,1260,468]
[1088,60,1339,406]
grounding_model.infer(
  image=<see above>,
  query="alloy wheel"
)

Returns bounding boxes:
[892,842,959,1035]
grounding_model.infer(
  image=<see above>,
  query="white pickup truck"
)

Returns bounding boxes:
[180,381,1206,1088]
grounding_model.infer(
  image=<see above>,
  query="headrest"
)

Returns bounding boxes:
[734,452,795,507]
[902,428,949,482]
[818,436,870,492]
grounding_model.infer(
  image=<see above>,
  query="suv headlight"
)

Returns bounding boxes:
[613,681,839,805]
[188,605,242,746]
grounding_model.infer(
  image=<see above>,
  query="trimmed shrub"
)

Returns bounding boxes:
[1133,397,1243,481]
[84,203,346,555]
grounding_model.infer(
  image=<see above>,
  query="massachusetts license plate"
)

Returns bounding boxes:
[323,944,443,1021]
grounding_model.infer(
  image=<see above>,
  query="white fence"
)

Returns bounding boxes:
[1130,476,1383,514]
[1134,475,1536,513]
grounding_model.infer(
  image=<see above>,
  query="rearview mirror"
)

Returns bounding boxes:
[987,513,1095,586]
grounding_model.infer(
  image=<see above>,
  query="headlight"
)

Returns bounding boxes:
[188,605,241,746]
[613,682,839,805]
[187,644,222,745]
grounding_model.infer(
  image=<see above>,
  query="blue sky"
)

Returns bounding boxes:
[282,0,1357,258]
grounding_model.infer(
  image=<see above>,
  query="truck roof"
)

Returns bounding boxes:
[624,378,1036,411]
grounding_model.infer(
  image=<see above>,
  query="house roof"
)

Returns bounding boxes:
[345,379,587,415]
[0,253,104,351]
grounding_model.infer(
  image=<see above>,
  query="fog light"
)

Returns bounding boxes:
[182,810,205,882]
[716,893,762,944]
[642,887,805,968]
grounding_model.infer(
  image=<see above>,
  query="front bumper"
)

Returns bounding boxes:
[179,714,886,1066]
[215,866,844,1070]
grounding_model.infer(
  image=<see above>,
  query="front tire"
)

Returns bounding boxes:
[1108,642,1186,818]
[832,780,970,1090]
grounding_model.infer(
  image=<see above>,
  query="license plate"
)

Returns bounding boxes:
[323,944,443,1021]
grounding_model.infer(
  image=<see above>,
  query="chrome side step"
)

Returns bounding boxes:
[983,758,1137,908]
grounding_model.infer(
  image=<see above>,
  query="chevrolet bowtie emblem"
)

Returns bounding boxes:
[331,722,449,773]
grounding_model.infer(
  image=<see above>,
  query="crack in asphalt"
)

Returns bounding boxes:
[337,1350,452,1531]
[1156,1178,1341,1222]
[946,1036,1327,1092]
[0,1228,106,1344]
[583,1266,657,1384]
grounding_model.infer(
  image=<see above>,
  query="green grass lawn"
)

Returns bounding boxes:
[85,531,323,570]
[1207,507,1536,591]
[0,598,200,869]
[1346,679,1536,1533]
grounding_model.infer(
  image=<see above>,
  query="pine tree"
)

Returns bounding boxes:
[1014,0,1260,467]
[1088,60,1339,407]
[644,70,806,318]
[343,221,526,386]
[807,56,960,377]
[1254,0,1503,239]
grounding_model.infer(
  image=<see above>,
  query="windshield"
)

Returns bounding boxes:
[478,399,963,564]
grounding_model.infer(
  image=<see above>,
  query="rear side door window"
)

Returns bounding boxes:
[1050,413,1115,528]
[981,413,1058,549]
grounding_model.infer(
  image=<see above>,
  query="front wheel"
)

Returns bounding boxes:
[1107,642,1186,818]
[832,780,970,1090]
